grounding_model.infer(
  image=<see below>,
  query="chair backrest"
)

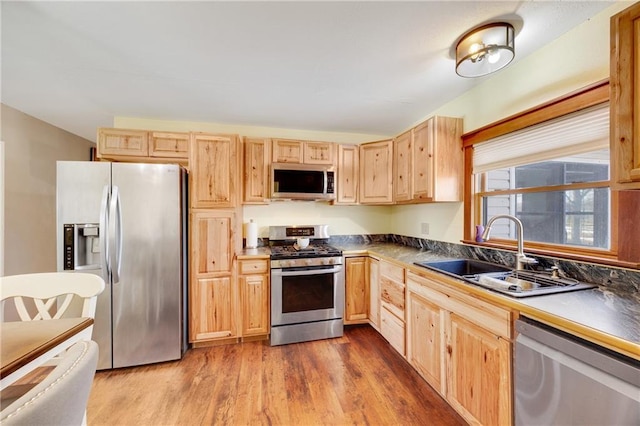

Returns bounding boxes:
[0,273,105,321]
[0,340,99,426]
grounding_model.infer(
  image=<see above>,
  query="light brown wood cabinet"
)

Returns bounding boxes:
[149,131,189,159]
[189,210,238,344]
[345,256,369,324]
[393,130,413,202]
[368,257,380,330]
[189,132,240,209]
[97,128,149,158]
[359,139,394,204]
[379,260,406,356]
[406,270,512,426]
[611,2,640,189]
[407,288,444,394]
[272,139,336,165]
[238,258,270,337]
[336,144,359,204]
[97,128,189,164]
[242,137,270,204]
[393,116,463,203]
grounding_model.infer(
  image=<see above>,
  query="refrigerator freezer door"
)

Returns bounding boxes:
[56,161,113,369]
[111,163,183,368]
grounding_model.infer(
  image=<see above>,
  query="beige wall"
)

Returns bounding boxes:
[1,104,95,275]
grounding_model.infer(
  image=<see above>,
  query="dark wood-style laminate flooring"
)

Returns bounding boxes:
[87,325,466,425]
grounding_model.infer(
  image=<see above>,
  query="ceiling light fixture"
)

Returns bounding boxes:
[455,22,515,78]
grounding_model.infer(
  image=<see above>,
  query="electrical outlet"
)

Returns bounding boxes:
[421,222,430,235]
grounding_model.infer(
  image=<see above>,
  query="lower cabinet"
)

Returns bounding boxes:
[238,258,270,338]
[406,270,513,426]
[446,313,511,426]
[345,256,369,324]
[379,260,406,357]
[368,257,380,330]
[189,210,238,345]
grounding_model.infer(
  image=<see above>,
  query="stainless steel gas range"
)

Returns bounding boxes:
[269,225,344,346]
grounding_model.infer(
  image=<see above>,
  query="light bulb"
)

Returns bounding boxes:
[487,49,501,64]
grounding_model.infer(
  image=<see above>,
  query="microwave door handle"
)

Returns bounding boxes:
[323,170,328,195]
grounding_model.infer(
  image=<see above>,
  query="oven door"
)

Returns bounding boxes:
[271,264,345,326]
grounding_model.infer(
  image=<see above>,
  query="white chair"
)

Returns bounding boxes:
[0,340,99,426]
[0,272,104,389]
[0,272,105,340]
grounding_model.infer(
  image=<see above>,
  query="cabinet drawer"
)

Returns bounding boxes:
[238,259,269,275]
[381,306,405,357]
[407,271,511,339]
[381,275,405,319]
[380,261,405,282]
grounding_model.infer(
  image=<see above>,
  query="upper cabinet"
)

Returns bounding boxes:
[149,131,189,159]
[393,116,463,203]
[242,137,270,204]
[611,2,640,190]
[189,132,240,209]
[359,139,394,204]
[272,139,336,165]
[336,144,359,204]
[97,128,189,164]
[97,128,149,158]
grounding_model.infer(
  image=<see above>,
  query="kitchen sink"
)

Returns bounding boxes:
[414,259,512,277]
[414,259,597,298]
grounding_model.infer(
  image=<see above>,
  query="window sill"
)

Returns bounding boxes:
[460,239,640,270]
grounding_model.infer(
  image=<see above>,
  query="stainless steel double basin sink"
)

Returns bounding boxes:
[414,259,596,298]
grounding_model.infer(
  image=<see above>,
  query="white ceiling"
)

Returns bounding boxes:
[1,1,614,142]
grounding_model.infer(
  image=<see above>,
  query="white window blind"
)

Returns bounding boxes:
[473,103,609,173]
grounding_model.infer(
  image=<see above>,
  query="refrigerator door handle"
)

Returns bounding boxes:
[109,185,123,284]
[100,185,110,284]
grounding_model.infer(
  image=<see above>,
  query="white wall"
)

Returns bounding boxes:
[243,203,392,238]
[115,2,628,244]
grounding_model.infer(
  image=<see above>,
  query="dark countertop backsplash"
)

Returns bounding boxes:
[329,234,640,297]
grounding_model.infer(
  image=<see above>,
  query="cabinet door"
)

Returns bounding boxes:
[359,140,393,204]
[272,139,303,163]
[345,256,369,324]
[190,133,239,208]
[243,137,270,204]
[407,290,444,394]
[304,141,335,165]
[611,2,640,188]
[191,211,234,275]
[446,313,512,426]
[336,145,359,204]
[431,116,463,201]
[412,120,434,200]
[149,131,189,159]
[97,128,148,158]
[394,130,413,202]
[380,306,405,357]
[240,274,269,336]
[190,276,236,341]
[368,257,380,329]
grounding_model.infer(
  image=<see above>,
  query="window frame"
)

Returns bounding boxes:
[462,79,627,265]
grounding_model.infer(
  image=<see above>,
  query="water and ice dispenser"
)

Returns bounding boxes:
[63,224,101,270]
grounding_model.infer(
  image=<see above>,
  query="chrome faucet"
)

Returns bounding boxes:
[481,214,538,270]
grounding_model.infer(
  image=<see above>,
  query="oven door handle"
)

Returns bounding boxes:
[276,265,343,277]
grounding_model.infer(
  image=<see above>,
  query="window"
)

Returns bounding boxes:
[465,84,614,257]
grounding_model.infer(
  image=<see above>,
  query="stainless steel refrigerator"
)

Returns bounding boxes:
[56,161,187,370]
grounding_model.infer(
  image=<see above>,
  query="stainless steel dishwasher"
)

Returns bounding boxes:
[515,317,640,425]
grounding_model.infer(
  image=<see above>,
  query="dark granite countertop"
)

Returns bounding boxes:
[237,241,639,360]
[335,242,640,360]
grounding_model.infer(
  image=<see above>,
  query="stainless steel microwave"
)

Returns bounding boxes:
[271,163,336,200]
